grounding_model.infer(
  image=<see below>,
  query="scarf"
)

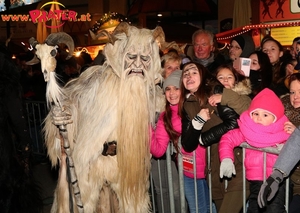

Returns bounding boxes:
[238,111,290,148]
[193,53,215,67]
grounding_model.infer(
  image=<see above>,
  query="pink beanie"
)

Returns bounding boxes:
[248,88,284,122]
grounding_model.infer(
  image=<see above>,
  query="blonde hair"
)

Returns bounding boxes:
[161,51,182,78]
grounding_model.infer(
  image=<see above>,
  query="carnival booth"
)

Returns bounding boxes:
[216,0,300,48]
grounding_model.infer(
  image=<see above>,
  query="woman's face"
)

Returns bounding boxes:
[165,85,181,105]
[164,60,180,78]
[262,40,283,64]
[216,68,235,89]
[182,63,201,93]
[289,80,300,108]
[229,40,243,61]
[249,53,260,71]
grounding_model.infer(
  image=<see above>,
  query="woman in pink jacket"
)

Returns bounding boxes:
[219,88,291,212]
[151,70,184,213]
[151,68,210,213]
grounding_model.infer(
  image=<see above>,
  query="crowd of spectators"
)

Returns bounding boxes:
[2,27,300,213]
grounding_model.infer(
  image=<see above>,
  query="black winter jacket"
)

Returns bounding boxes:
[181,84,239,152]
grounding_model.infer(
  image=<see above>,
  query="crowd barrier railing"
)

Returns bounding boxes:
[24,100,48,158]
[24,102,290,212]
[150,138,290,213]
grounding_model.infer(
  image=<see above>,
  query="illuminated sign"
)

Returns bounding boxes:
[271,26,300,46]
[1,1,91,27]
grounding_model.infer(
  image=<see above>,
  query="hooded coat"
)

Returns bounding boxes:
[219,88,290,180]
[231,34,255,58]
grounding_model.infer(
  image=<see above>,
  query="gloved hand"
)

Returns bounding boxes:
[51,105,73,126]
[220,158,236,178]
[257,169,284,208]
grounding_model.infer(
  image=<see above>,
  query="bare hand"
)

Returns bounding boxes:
[285,64,295,76]
[284,121,296,134]
[208,94,222,106]
[51,105,73,126]
[233,58,245,76]
[198,108,211,122]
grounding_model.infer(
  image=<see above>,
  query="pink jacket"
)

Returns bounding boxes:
[219,112,290,181]
[151,104,206,179]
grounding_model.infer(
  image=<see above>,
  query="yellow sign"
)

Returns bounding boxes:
[271,26,300,46]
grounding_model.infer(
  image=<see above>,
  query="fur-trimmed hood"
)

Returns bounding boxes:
[232,78,252,96]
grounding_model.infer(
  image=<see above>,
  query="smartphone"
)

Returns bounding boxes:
[233,57,251,77]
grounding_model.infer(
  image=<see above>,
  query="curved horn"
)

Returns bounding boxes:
[45,32,75,59]
[152,26,166,50]
[28,37,39,49]
[112,22,130,37]
[89,29,115,44]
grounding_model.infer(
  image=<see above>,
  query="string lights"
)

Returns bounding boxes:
[90,12,130,33]
[74,47,90,57]
[216,21,300,41]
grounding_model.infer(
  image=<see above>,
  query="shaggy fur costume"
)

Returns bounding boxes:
[44,23,164,213]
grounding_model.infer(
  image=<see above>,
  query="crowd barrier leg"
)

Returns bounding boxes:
[207,146,213,213]
[240,142,289,212]
[177,140,187,213]
[151,142,187,213]
[166,145,175,213]
[242,147,246,213]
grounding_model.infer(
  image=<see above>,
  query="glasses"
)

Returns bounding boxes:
[228,45,241,51]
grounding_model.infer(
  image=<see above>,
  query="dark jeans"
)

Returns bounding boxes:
[289,194,300,213]
[247,180,291,213]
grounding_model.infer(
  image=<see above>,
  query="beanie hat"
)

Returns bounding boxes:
[232,35,245,50]
[163,70,182,92]
[248,88,284,122]
[232,34,255,58]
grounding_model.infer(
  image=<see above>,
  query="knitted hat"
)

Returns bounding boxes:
[232,35,245,50]
[231,34,255,58]
[163,70,182,91]
[248,88,284,122]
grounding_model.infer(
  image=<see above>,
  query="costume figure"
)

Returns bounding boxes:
[31,22,165,212]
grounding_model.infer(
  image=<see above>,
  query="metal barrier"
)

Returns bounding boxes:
[24,100,48,158]
[24,102,290,212]
[150,140,291,213]
[240,142,290,213]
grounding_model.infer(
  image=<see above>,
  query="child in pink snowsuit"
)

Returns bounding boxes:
[219,88,290,213]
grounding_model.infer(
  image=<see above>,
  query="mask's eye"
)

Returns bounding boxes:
[141,55,150,61]
[50,49,57,57]
[127,54,137,60]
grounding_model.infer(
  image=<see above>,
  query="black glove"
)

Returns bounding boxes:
[257,169,284,208]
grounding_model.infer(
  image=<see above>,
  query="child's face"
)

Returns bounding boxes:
[251,109,275,126]
[165,85,181,105]
[182,63,201,93]
[216,68,235,89]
